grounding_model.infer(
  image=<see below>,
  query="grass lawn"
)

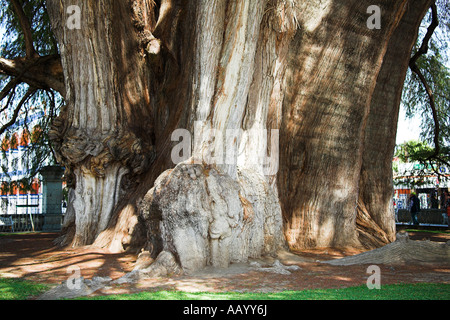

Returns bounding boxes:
[2,278,447,300]
[78,283,449,300]
[405,228,450,234]
[0,278,50,300]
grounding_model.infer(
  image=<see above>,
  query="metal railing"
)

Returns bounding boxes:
[396,209,448,226]
[0,213,45,232]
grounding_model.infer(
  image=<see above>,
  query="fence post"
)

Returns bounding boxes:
[40,166,65,232]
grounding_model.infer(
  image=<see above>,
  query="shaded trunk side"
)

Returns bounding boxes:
[357,0,433,248]
[278,1,408,250]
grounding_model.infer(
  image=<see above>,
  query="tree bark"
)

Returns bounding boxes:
[357,0,433,249]
[45,0,431,268]
[277,1,408,250]
[47,0,157,247]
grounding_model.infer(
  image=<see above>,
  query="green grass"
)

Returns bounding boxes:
[77,283,450,300]
[405,228,450,234]
[1,277,448,300]
[0,232,37,237]
[0,278,50,300]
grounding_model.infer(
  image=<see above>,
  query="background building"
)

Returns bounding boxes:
[393,156,449,210]
[0,106,65,231]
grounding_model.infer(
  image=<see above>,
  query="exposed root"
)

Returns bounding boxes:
[356,197,392,249]
[324,232,450,266]
[38,250,182,300]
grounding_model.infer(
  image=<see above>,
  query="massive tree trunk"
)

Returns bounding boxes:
[45,0,431,271]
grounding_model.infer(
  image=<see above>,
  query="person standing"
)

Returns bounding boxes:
[445,191,450,228]
[409,192,421,226]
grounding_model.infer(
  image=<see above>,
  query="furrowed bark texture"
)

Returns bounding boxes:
[137,0,289,269]
[47,0,157,247]
[357,0,433,249]
[278,1,408,249]
[45,0,430,270]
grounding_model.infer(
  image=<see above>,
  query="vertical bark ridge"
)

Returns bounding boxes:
[357,0,433,249]
[48,0,157,246]
[278,1,409,250]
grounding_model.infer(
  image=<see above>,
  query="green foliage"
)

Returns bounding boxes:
[2,277,448,300]
[401,1,450,162]
[0,0,62,192]
[0,92,60,194]
[394,140,448,187]
[405,228,450,234]
[0,0,58,58]
[395,140,435,163]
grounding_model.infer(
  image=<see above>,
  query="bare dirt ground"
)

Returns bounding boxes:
[0,228,449,297]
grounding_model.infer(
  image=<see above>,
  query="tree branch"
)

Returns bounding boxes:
[0,87,37,136]
[0,84,17,116]
[10,0,38,58]
[0,77,21,103]
[409,3,440,160]
[0,55,65,97]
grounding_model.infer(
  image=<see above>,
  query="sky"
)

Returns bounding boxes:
[396,105,422,145]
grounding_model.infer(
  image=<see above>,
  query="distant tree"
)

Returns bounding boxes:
[402,0,450,168]
[395,140,449,185]
[0,0,62,192]
[396,140,435,163]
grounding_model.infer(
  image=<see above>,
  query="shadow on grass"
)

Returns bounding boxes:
[76,283,449,300]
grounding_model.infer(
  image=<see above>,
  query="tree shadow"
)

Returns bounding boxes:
[0,232,136,284]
